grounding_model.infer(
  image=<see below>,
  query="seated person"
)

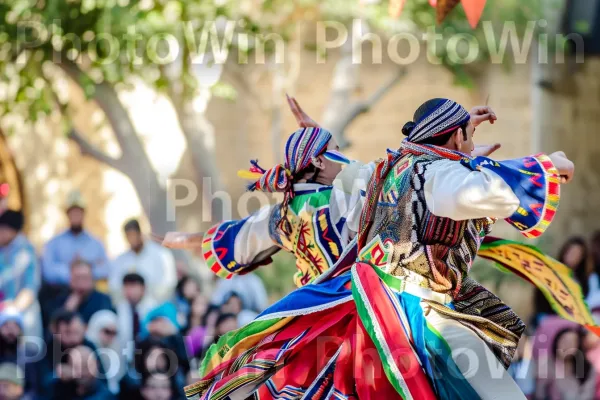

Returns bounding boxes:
[48,260,114,325]
[0,363,25,400]
[52,345,114,400]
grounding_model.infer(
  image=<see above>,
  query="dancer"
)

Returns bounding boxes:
[162,97,498,286]
[188,124,370,288]
[188,98,575,400]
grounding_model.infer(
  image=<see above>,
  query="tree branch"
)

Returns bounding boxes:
[363,67,408,110]
[329,67,407,147]
[68,128,125,172]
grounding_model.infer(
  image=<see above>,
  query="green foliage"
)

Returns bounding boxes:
[0,0,549,126]
[255,251,297,300]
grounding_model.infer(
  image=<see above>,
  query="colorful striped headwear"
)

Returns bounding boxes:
[405,99,471,144]
[239,127,333,193]
[238,127,335,233]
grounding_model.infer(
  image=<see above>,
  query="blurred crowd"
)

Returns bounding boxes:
[4,189,600,400]
[0,191,268,400]
[512,232,600,400]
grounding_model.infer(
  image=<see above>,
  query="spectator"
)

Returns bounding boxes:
[140,373,172,400]
[138,303,189,376]
[110,220,176,304]
[213,313,238,345]
[86,310,125,395]
[50,261,114,325]
[211,274,268,314]
[183,297,209,360]
[0,210,41,337]
[52,345,114,400]
[508,332,536,399]
[115,273,155,362]
[535,327,597,400]
[587,231,600,305]
[220,292,244,315]
[0,309,38,398]
[0,363,25,400]
[185,295,208,335]
[37,311,107,399]
[122,339,185,400]
[41,190,108,289]
[532,237,590,328]
[237,309,258,328]
[186,305,219,361]
[174,276,201,329]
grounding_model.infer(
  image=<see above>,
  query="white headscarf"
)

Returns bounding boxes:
[86,310,125,395]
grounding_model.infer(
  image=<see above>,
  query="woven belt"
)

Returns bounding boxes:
[364,260,453,305]
[399,279,452,305]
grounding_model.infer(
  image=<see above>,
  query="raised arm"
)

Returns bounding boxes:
[425,152,572,238]
[200,205,281,279]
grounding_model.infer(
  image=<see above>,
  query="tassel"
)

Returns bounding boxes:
[436,0,461,24]
[461,0,486,28]
[237,170,264,181]
[249,160,266,174]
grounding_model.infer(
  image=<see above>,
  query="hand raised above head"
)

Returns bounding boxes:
[470,106,497,127]
[286,94,320,128]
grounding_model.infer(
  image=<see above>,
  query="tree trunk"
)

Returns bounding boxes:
[58,60,177,234]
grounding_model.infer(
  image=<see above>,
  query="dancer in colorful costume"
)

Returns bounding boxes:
[186,98,577,400]
[196,125,370,288]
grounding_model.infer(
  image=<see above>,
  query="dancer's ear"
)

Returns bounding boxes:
[452,128,464,151]
[311,155,325,169]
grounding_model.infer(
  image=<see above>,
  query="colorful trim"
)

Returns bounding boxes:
[460,153,560,238]
[202,222,247,279]
[351,263,437,400]
[520,153,560,238]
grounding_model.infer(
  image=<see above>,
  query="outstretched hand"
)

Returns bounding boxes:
[470,106,497,127]
[472,143,501,157]
[286,94,320,128]
[548,151,575,184]
[151,232,204,250]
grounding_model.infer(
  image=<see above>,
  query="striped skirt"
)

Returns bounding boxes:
[185,262,485,400]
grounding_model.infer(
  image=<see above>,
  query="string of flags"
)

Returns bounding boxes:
[388,0,487,28]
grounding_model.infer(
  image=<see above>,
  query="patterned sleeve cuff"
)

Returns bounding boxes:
[202,220,252,279]
[461,153,560,238]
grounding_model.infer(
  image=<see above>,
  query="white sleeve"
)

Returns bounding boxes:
[233,204,279,264]
[423,159,520,220]
[331,162,376,237]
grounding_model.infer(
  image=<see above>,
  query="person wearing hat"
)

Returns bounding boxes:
[0,209,40,338]
[0,308,37,399]
[41,190,108,288]
[0,363,24,400]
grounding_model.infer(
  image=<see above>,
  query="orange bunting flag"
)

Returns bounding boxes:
[389,0,407,18]
[461,0,486,28]
[388,0,485,27]
[436,0,461,24]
